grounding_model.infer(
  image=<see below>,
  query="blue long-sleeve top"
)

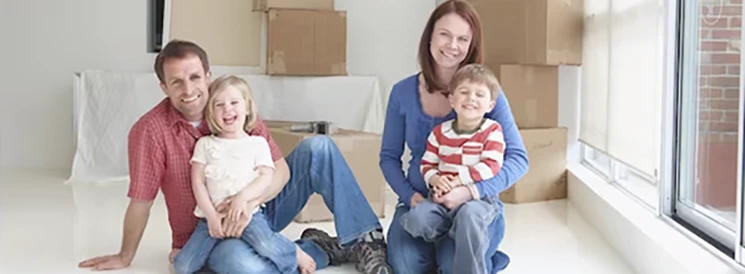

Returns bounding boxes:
[379,74,530,206]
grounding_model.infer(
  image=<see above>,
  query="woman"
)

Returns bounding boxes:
[379,0,529,273]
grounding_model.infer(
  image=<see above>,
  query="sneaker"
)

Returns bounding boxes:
[300,228,353,266]
[352,237,393,274]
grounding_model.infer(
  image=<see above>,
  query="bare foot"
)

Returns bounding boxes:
[296,246,316,274]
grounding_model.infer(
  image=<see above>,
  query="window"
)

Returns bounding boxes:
[669,0,742,256]
[579,0,663,209]
[582,144,659,210]
[579,0,745,264]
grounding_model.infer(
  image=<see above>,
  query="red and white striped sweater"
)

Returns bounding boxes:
[420,118,506,198]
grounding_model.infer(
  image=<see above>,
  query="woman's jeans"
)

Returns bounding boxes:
[173,213,298,274]
[388,197,510,274]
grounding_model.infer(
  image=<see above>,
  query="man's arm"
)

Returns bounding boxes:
[78,199,153,270]
[79,121,163,270]
[119,199,154,261]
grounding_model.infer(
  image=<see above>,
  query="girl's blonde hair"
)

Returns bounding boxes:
[205,75,258,134]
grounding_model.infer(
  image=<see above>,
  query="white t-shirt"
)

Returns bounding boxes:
[190,134,275,218]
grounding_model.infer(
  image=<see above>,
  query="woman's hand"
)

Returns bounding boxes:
[433,186,473,209]
[410,192,425,207]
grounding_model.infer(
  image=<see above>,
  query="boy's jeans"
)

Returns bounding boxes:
[173,212,298,274]
[400,198,501,274]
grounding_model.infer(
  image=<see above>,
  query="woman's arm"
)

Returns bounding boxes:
[379,85,417,206]
[472,93,529,199]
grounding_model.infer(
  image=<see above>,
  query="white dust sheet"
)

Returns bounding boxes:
[68,70,384,184]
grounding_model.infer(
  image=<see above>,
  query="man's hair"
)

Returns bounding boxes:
[153,40,210,84]
[205,75,259,134]
[449,63,501,100]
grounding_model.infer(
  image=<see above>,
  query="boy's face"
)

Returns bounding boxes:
[212,87,247,135]
[449,81,494,120]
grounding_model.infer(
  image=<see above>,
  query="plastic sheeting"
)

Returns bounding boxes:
[67,70,384,185]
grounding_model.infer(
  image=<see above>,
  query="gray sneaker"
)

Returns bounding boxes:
[352,239,393,274]
[300,228,353,266]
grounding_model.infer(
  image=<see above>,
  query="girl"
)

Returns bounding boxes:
[173,75,301,274]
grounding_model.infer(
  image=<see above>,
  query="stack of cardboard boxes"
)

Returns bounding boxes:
[253,0,347,76]
[467,0,584,204]
[252,1,387,223]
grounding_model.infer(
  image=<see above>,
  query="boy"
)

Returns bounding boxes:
[400,63,505,243]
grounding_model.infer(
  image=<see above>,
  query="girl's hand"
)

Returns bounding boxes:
[206,216,225,239]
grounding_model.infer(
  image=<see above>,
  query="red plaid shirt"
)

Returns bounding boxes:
[127,99,283,248]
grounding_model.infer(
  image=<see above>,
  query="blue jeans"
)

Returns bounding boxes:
[388,197,510,274]
[173,213,298,274]
[205,136,383,274]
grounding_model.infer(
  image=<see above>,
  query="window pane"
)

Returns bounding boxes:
[677,0,741,233]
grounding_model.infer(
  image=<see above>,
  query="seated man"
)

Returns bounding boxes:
[77,40,392,274]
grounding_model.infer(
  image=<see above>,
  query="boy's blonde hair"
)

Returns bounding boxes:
[205,75,258,134]
[448,63,501,100]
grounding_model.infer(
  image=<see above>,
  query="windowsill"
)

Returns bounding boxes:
[567,162,745,274]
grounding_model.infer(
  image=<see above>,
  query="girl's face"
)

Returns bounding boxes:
[212,86,247,135]
[429,13,473,71]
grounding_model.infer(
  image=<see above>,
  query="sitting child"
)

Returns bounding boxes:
[173,75,300,274]
[400,63,506,273]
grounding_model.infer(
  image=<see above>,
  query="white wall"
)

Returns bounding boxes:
[0,0,436,172]
[0,0,158,172]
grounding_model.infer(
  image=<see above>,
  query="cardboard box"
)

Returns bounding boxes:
[253,0,334,12]
[500,127,568,204]
[266,9,347,76]
[266,123,386,223]
[499,64,559,128]
[467,0,583,70]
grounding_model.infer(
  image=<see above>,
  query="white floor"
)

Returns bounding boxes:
[0,170,636,274]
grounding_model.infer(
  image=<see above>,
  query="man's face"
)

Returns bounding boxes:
[159,54,211,121]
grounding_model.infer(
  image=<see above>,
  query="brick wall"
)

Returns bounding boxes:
[699,0,741,143]
[696,1,741,209]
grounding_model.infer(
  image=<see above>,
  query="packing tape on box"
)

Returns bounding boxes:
[269,51,287,74]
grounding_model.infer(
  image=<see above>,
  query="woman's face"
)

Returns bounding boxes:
[429,13,473,71]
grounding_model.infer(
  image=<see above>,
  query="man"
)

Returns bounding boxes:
[77,40,392,274]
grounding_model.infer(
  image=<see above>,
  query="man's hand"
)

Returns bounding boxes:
[78,253,133,271]
[217,196,258,238]
[433,186,473,209]
[78,199,153,271]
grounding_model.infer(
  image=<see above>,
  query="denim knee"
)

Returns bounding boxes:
[295,135,334,155]
[208,239,279,274]
[172,255,199,274]
[451,200,499,236]
[401,202,448,242]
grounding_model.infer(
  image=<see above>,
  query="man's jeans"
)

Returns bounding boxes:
[173,213,297,274]
[205,136,383,273]
[388,197,508,274]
